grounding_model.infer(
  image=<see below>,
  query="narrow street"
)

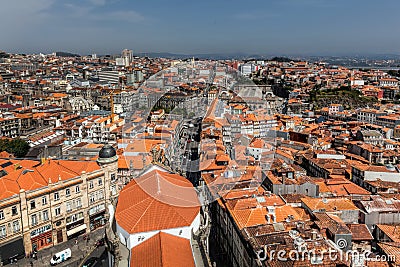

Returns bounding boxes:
[13,227,106,267]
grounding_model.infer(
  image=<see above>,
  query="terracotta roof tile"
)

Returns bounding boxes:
[115,169,200,234]
[347,224,373,241]
[376,225,400,242]
[301,197,358,212]
[0,159,101,200]
[130,232,195,267]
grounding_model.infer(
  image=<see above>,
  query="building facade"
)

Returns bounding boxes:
[0,145,119,264]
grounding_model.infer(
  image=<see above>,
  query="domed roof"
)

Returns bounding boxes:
[99,145,117,159]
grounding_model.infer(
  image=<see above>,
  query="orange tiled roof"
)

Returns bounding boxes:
[119,155,152,170]
[228,202,301,230]
[0,159,101,200]
[130,232,195,267]
[301,197,358,212]
[376,225,400,242]
[115,169,200,234]
[0,151,12,158]
[378,242,400,266]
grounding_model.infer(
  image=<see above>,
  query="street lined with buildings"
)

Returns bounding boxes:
[2,51,400,266]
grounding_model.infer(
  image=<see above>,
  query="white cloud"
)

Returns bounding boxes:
[0,0,54,13]
[62,2,145,22]
[0,0,54,20]
[0,0,55,33]
[0,0,146,53]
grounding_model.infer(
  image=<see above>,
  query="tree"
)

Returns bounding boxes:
[0,138,30,158]
[388,70,400,77]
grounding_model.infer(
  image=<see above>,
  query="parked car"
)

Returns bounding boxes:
[50,248,71,266]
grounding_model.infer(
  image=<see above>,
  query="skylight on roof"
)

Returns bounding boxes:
[385,199,393,205]
[0,161,12,168]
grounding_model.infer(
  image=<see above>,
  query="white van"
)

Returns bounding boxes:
[50,248,71,266]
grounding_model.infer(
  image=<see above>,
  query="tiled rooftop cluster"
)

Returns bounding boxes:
[1,51,400,266]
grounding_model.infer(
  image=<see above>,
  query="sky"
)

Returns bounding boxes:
[1,0,400,56]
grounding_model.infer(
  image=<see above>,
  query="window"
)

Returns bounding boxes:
[0,225,6,238]
[89,181,94,189]
[43,210,49,221]
[42,196,47,205]
[54,192,60,201]
[98,190,104,200]
[12,221,20,233]
[55,207,61,217]
[66,188,70,197]
[11,206,18,216]
[98,178,103,186]
[75,185,80,193]
[75,198,82,209]
[66,212,84,225]
[111,173,116,181]
[111,185,116,196]
[31,214,37,226]
[30,200,36,210]
[89,194,95,204]
[66,202,72,212]
[0,211,4,220]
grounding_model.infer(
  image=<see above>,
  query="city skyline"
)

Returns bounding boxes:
[1,0,400,56]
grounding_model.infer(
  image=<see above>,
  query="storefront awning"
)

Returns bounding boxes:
[67,224,87,236]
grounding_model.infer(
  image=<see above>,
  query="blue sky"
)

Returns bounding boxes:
[1,0,400,55]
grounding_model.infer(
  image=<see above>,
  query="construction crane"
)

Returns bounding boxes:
[104,86,133,123]
[108,88,123,123]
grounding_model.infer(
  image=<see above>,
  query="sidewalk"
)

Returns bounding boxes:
[15,227,106,267]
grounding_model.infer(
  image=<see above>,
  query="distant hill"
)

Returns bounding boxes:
[134,52,275,60]
[55,51,80,57]
[269,57,300,62]
[0,51,10,58]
